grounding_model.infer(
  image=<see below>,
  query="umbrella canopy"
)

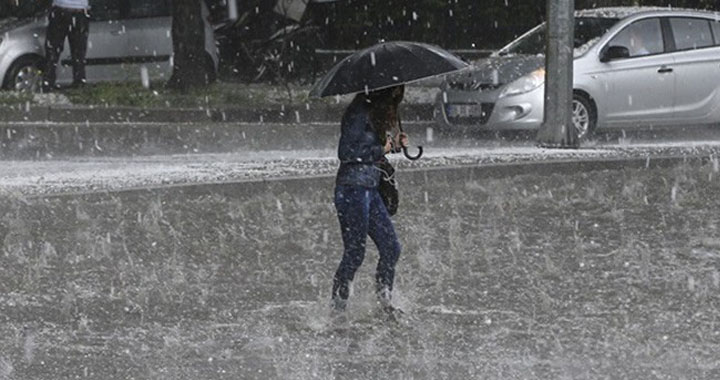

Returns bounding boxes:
[309,41,469,98]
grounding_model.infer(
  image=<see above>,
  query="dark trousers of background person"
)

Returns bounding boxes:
[332,185,402,308]
[43,6,89,90]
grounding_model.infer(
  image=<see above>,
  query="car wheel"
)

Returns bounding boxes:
[3,56,44,92]
[572,93,596,140]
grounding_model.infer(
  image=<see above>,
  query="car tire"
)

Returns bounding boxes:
[572,92,596,140]
[3,56,44,92]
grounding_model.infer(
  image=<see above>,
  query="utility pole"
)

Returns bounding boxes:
[537,0,578,148]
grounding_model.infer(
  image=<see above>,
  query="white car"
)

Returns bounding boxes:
[0,0,218,91]
[436,7,720,139]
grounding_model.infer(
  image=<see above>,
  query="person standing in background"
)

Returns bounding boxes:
[42,0,90,91]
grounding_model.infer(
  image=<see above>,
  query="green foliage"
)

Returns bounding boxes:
[60,82,308,108]
[0,90,32,105]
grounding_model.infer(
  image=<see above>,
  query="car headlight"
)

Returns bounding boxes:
[498,68,545,98]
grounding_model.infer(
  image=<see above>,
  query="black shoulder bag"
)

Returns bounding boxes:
[375,158,399,216]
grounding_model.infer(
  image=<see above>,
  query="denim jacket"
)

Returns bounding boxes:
[335,96,385,188]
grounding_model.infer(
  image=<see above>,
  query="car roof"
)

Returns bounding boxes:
[575,6,717,20]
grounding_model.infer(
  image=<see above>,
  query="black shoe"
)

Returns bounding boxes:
[378,303,404,323]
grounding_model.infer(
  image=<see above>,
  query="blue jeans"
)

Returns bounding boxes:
[332,185,402,304]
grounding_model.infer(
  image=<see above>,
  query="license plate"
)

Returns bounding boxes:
[446,104,480,118]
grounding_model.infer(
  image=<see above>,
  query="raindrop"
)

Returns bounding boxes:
[370,52,376,66]
[227,0,238,20]
[426,127,434,142]
[628,95,633,106]
[140,66,150,89]
[671,184,678,202]
[688,276,695,292]
[442,91,448,103]
[295,111,301,123]
[412,12,418,21]
[448,9,453,17]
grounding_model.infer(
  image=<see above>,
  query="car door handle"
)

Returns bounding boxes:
[658,66,673,74]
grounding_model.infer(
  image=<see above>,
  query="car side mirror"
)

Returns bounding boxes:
[600,45,630,62]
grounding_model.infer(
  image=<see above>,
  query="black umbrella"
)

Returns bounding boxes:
[309,41,468,98]
[309,41,469,159]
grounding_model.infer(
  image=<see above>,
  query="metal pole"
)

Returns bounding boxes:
[537,0,578,148]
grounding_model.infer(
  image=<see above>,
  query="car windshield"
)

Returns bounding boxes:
[499,17,619,56]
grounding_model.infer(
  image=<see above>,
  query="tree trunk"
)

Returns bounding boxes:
[167,0,210,91]
[537,0,578,148]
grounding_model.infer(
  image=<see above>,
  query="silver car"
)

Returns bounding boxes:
[436,7,720,139]
[0,0,218,91]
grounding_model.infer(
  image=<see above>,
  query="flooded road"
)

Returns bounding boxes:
[2,120,720,379]
[1,159,719,379]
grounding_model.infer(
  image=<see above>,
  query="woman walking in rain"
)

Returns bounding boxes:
[307,40,468,318]
[331,85,408,317]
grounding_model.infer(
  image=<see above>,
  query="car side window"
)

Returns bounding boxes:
[89,0,122,21]
[608,18,664,58]
[126,0,170,19]
[712,20,720,45]
[670,18,713,50]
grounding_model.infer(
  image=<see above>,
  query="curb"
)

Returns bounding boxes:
[0,103,436,124]
[30,154,711,201]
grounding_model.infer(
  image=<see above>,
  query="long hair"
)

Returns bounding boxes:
[366,85,404,144]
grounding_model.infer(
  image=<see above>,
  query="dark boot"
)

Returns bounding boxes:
[376,286,403,321]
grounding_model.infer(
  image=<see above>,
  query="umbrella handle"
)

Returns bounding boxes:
[402,146,423,160]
